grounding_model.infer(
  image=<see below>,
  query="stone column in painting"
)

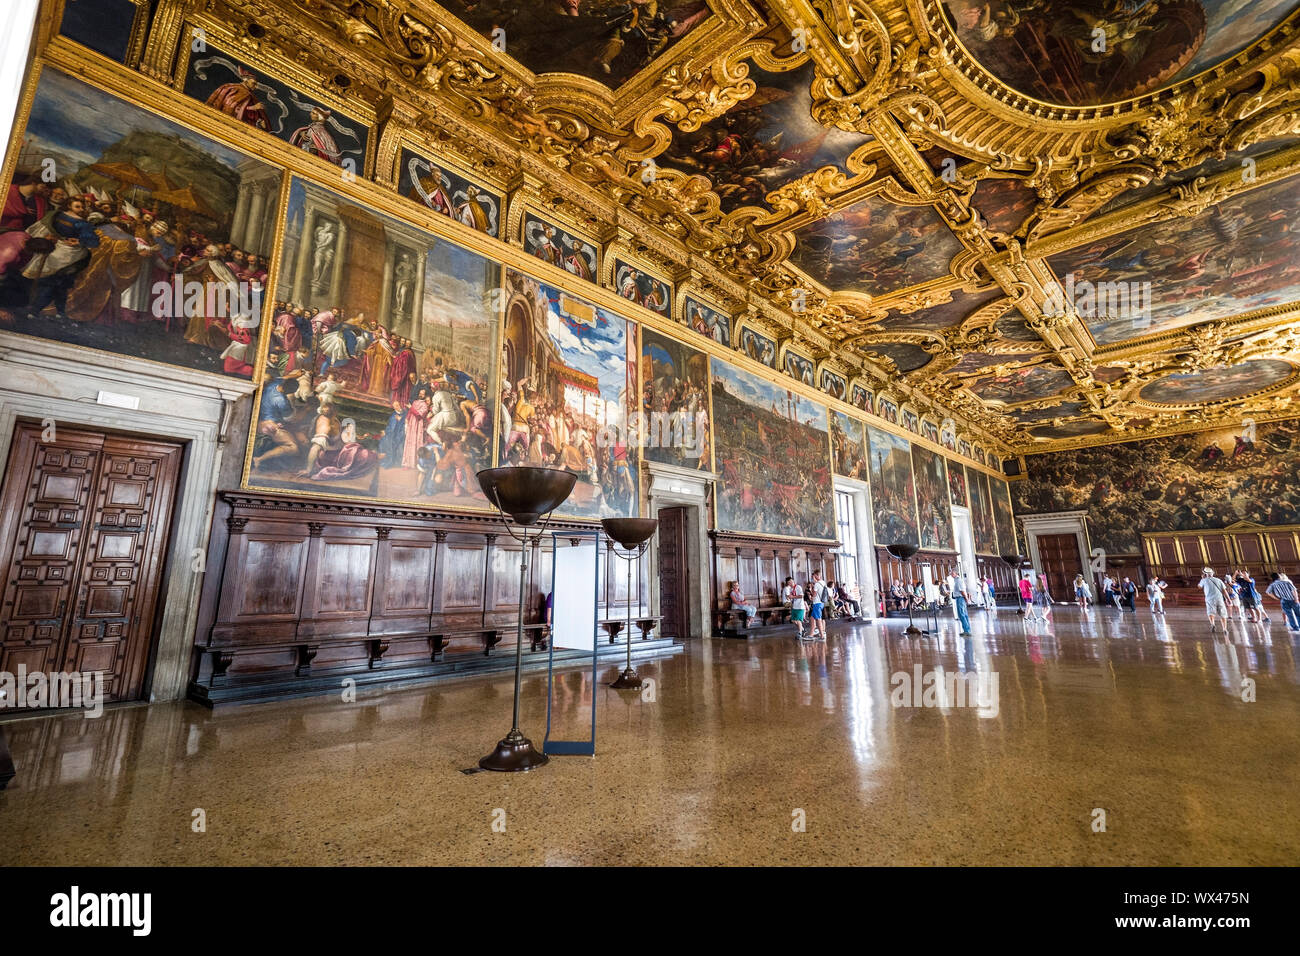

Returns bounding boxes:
[291,207,319,305]
[230,180,252,250]
[328,218,349,306]
[411,250,425,338]
[377,247,395,331]
[243,181,270,257]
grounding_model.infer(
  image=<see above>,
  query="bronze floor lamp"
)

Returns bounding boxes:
[476,466,577,773]
[601,517,658,690]
[885,542,924,636]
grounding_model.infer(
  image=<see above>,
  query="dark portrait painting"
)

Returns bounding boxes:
[683,296,730,347]
[941,0,1298,107]
[659,62,874,213]
[437,0,711,87]
[967,465,998,554]
[641,327,710,471]
[851,383,873,413]
[58,0,147,64]
[397,149,501,237]
[522,213,599,284]
[867,426,919,549]
[500,270,636,519]
[248,178,500,509]
[912,445,955,551]
[783,349,815,387]
[738,326,777,367]
[0,68,278,379]
[820,368,847,402]
[830,410,868,480]
[184,44,368,168]
[1014,420,1300,554]
[711,361,834,540]
[615,259,672,317]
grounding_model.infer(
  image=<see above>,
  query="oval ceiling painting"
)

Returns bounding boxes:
[1030,419,1112,440]
[941,1,1300,107]
[1138,359,1295,405]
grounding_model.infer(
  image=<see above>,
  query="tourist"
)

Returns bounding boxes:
[808,571,828,642]
[1234,571,1259,623]
[1146,578,1167,614]
[782,576,806,640]
[728,581,758,629]
[1120,576,1138,612]
[985,576,997,609]
[1198,567,1230,633]
[1017,573,1033,613]
[836,580,861,618]
[1223,573,1241,619]
[1074,573,1088,609]
[1265,572,1300,631]
[953,575,972,637]
[1028,577,1052,623]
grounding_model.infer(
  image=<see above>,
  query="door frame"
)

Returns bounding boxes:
[643,460,716,639]
[1022,511,1091,588]
[654,504,690,641]
[0,333,251,701]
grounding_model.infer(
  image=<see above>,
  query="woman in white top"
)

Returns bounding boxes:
[782,576,807,640]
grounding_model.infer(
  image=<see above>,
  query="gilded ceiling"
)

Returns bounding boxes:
[51,0,1300,458]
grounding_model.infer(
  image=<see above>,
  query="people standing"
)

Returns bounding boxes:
[1234,571,1259,623]
[808,571,828,642]
[1017,574,1033,613]
[1223,573,1241,620]
[1028,577,1052,623]
[1074,573,1088,609]
[1120,576,1138,612]
[1198,567,1230,633]
[953,576,972,637]
[1146,578,1166,614]
[1265,572,1300,631]
[986,576,997,609]
[782,576,807,640]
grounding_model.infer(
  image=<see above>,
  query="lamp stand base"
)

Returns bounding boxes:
[610,666,642,690]
[479,729,548,772]
[904,625,923,636]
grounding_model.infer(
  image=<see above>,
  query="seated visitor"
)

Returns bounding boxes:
[836,582,860,617]
[728,581,759,626]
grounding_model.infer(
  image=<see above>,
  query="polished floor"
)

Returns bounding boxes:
[2,604,1298,865]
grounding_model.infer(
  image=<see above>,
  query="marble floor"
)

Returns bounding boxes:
[1,604,1298,865]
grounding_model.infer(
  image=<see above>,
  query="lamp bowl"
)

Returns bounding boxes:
[885,542,919,561]
[476,467,577,525]
[601,517,659,549]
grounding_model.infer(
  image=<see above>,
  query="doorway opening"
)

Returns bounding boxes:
[656,505,691,640]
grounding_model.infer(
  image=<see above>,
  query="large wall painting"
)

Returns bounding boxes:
[990,475,1017,556]
[184,45,368,168]
[912,444,955,551]
[967,465,998,554]
[500,270,636,519]
[249,177,499,507]
[948,459,968,508]
[0,68,278,379]
[397,148,501,237]
[711,361,834,540]
[866,425,919,548]
[1014,420,1300,554]
[830,410,868,480]
[641,327,710,471]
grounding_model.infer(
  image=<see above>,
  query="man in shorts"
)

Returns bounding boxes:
[1146,578,1166,614]
[1198,567,1229,633]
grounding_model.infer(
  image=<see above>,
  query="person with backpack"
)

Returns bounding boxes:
[808,571,828,642]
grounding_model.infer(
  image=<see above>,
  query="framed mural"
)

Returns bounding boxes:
[683,295,730,347]
[901,408,919,434]
[738,324,776,367]
[829,410,868,480]
[183,44,368,170]
[850,383,873,413]
[921,419,940,444]
[0,67,280,380]
[912,445,954,551]
[967,465,998,555]
[878,397,899,425]
[58,0,149,65]
[866,425,919,548]
[500,269,636,519]
[397,148,501,237]
[819,367,847,402]
[974,445,987,466]
[939,419,957,451]
[782,347,815,387]
[522,212,598,283]
[990,475,1017,556]
[948,459,968,508]
[248,177,500,508]
[641,327,711,471]
[711,360,834,540]
[958,438,972,459]
[614,259,671,317]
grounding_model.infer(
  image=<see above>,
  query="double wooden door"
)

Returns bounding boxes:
[0,423,183,703]
[657,506,690,640]
[1035,533,1081,600]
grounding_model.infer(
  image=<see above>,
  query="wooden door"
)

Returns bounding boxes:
[1035,533,1079,600]
[0,422,183,703]
[656,506,689,639]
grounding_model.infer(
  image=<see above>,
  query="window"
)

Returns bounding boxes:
[835,490,858,592]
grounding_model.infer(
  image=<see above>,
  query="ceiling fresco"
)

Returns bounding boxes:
[54,0,1300,458]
